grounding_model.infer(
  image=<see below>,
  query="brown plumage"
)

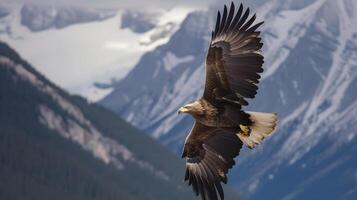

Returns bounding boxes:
[178,2,278,200]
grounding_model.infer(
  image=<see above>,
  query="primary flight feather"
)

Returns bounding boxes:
[178,2,278,200]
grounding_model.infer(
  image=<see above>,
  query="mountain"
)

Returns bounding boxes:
[100,0,357,199]
[20,3,115,32]
[0,41,243,200]
[100,9,209,143]
[121,10,159,33]
[0,2,192,101]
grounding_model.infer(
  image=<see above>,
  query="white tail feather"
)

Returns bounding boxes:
[238,111,278,149]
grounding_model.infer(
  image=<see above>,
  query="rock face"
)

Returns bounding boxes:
[100,0,357,199]
[121,10,158,33]
[101,10,211,141]
[0,2,192,101]
[0,42,239,200]
[20,3,114,32]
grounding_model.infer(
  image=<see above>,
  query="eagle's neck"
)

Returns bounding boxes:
[191,99,219,126]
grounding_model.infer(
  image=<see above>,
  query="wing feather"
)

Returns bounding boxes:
[235,7,250,30]
[214,11,221,36]
[183,122,243,200]
[229,3,243,32]
[204,2,264,107]
[219,5,228,35]
[223,2,235,32]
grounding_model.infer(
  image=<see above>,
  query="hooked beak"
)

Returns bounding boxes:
[178,107,189,114]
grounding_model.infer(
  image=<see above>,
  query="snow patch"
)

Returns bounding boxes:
[277,0,357,164]
[162,51,194,71]
[0,6,191,100]
[80,85,114,102]
[279,90,287,105]
[248,179,260,193]
[262,0,327,80]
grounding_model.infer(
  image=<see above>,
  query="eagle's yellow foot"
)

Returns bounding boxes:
[239,124,251,137]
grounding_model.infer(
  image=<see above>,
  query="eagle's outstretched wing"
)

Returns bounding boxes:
[204,2,264,107]
[183,122,243,200]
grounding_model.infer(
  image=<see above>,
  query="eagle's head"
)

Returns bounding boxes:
[178,101,204,116]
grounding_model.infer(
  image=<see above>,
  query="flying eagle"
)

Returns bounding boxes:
[178,2,277,200]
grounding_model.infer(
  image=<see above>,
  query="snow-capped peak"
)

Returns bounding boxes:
[0,3,193,102]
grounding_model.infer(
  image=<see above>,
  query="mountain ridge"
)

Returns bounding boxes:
[0,41,244,200]
[0,2,192,101]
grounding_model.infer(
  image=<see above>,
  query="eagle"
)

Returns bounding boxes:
[178,2,278,200]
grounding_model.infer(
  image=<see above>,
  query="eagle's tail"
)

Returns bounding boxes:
[237,111,278,149]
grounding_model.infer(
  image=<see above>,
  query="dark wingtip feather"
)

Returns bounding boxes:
[223,2,235,32]
[241,13,256,31]
[223,5,228,16]
[247,21,264,32]
[215,182,224,200]
[234,6,250,30]
[192,178,199,195]
[229,3,243,32]
[197,177,206,200]
[214,11,221,36]
[184,169,189,181]
[207,181,218,200]
[218,5,228,35]
[238,3,244,17]
[239,98,249,106]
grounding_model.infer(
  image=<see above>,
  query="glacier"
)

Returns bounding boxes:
[0,2,193,101]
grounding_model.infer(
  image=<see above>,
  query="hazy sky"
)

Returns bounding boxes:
[2,0,216,9]
[1,0,260,12]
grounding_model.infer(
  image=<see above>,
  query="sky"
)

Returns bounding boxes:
[1,0,260,10]
[1,0,215,9]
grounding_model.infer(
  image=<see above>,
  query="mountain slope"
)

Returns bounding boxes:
[0,41,243,200]
[20,3,114,32]
[0,2,192,101]
[100,0,357,199]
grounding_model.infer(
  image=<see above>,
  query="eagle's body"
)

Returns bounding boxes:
[177,2,278,200]
[184,99,242,128]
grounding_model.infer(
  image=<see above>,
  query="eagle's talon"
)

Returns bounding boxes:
[239,124,251,137]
